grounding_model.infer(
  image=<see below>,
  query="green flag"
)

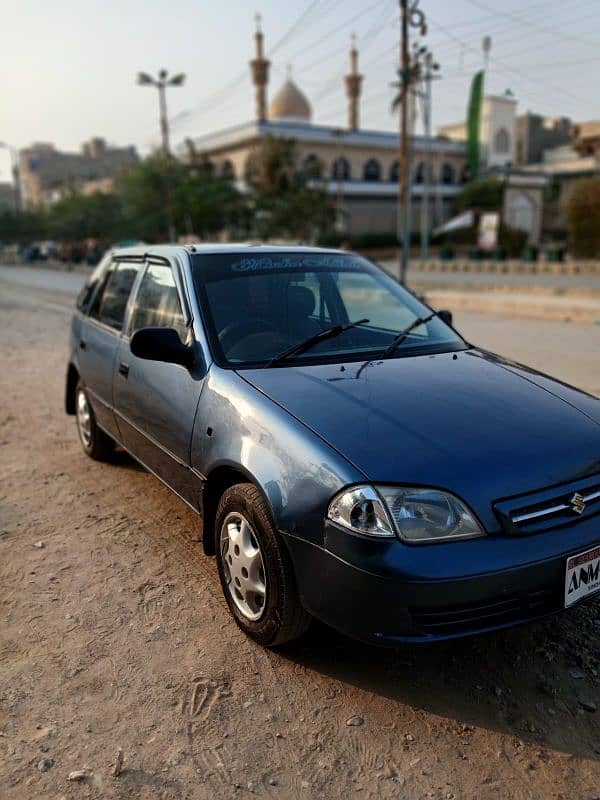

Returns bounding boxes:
[467,70,484,179]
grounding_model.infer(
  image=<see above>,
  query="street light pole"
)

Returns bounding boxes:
[158,81,170,157]
[137,69,185,241]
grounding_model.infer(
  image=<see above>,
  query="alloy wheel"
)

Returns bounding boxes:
[219,512,267,621]
[76,388,92,447]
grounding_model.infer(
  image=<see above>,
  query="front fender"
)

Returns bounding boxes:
[191,367,364,545]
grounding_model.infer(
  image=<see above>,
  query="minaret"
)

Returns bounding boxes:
[250,14,270,122]
[344,34,363,131]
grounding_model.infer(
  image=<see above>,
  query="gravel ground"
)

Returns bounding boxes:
[0,274,599,800]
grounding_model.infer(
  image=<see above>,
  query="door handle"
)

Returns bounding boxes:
[79,339,87,350]
[118,362,129,378]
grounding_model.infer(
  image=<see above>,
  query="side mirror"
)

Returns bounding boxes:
[438,309,453,327]
[130,327,194,368]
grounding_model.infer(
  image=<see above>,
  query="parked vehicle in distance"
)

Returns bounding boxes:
[66,245,600,647]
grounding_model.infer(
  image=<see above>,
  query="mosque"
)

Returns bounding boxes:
[180,21,519,238]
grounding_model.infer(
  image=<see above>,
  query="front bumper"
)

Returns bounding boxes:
[282,519,600,645]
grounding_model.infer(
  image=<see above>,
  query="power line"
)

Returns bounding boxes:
[267,0,324,56]
[171,0,329,132]
[426,0,592,62]
[287,0,389,72]
[294,5,395,82]
[427,15,590,105]
[463,0,600,49]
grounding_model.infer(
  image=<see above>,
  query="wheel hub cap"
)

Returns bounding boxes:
[220,512,267,621]
[76,389,92,447]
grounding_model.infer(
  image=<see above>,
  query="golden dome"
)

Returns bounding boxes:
[269,79,312,122]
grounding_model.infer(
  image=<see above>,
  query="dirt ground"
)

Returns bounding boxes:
[1,285,600,800]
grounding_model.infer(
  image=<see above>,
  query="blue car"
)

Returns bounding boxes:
[66,244,600,647]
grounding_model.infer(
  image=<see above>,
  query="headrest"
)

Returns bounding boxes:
[287,285,315,317]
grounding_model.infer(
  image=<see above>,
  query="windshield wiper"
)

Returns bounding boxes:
[379,312,438,359]
[266,319,370,368]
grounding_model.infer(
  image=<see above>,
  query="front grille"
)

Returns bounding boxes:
[410,586,559,636]
[511,487,600,527]
[494,479,600,535]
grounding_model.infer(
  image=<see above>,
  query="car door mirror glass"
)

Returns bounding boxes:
[130,327,194,368]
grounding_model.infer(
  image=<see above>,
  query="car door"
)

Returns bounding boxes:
[113,258,204,509]
[78,258,143,438]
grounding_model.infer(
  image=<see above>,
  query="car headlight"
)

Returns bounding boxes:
[327,485,484,543]
[327,485,395,537]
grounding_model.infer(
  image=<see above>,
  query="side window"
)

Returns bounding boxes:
[90,262,142,331]
[130,263,187,341]
[76,256,110,313]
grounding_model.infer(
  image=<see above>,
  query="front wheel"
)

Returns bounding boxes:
[215,483,311,647]
[75,381,114,461]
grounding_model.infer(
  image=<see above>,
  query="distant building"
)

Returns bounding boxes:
[438,94,517,171]
[18,137,138,209]
[80,176,117,196]
[515,112,572,165]
[521,142,600,233]
[436,121,468,143]
[180,22,469,237]
[571,120,600,157]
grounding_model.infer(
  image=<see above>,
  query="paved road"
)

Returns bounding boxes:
[0,264,86,295]
[1,263,599,395]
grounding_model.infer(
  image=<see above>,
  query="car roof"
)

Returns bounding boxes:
[111,242,350,260]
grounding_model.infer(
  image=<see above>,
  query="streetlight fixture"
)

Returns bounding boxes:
[137,69,186,241]
[137,69,186,157]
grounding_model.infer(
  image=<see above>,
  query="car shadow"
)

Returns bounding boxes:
[277,601,600,760]
[109,447,146,471]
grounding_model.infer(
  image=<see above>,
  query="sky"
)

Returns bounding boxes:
[1,0,600,182]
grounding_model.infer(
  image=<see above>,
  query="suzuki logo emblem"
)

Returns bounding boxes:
[570,493,586,515]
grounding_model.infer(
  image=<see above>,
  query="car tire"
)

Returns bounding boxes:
[215,483,311,647]
[75,381,114,461]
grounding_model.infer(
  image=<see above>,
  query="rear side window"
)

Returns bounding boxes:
[76,257,109,313]
[130,263,187,340]
[89,261,142,331]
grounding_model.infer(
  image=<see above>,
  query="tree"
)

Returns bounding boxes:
[46,192,124,242]
[174,163,245,239]
[0,210,46,243]
[118,155,173,241]
[245,136,297,197]
[245,135,334,241]
[565,178,600,258]
[455,176,503,213]
[118,154,243,241]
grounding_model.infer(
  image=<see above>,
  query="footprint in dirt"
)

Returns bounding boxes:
[181,675,231,720]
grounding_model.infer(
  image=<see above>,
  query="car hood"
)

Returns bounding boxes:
[240,349,600,528]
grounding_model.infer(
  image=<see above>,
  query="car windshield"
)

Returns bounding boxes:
[191,251,466,368]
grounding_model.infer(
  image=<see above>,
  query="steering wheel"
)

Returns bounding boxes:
[218,317,280,354]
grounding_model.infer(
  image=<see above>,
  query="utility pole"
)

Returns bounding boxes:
[137,69,186,241]
[418,50,439,263]
[420,53,431,262]
[397,0,427,284]
[398,0,410,284]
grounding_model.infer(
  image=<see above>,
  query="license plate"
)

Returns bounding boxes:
[565,545,600,608]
